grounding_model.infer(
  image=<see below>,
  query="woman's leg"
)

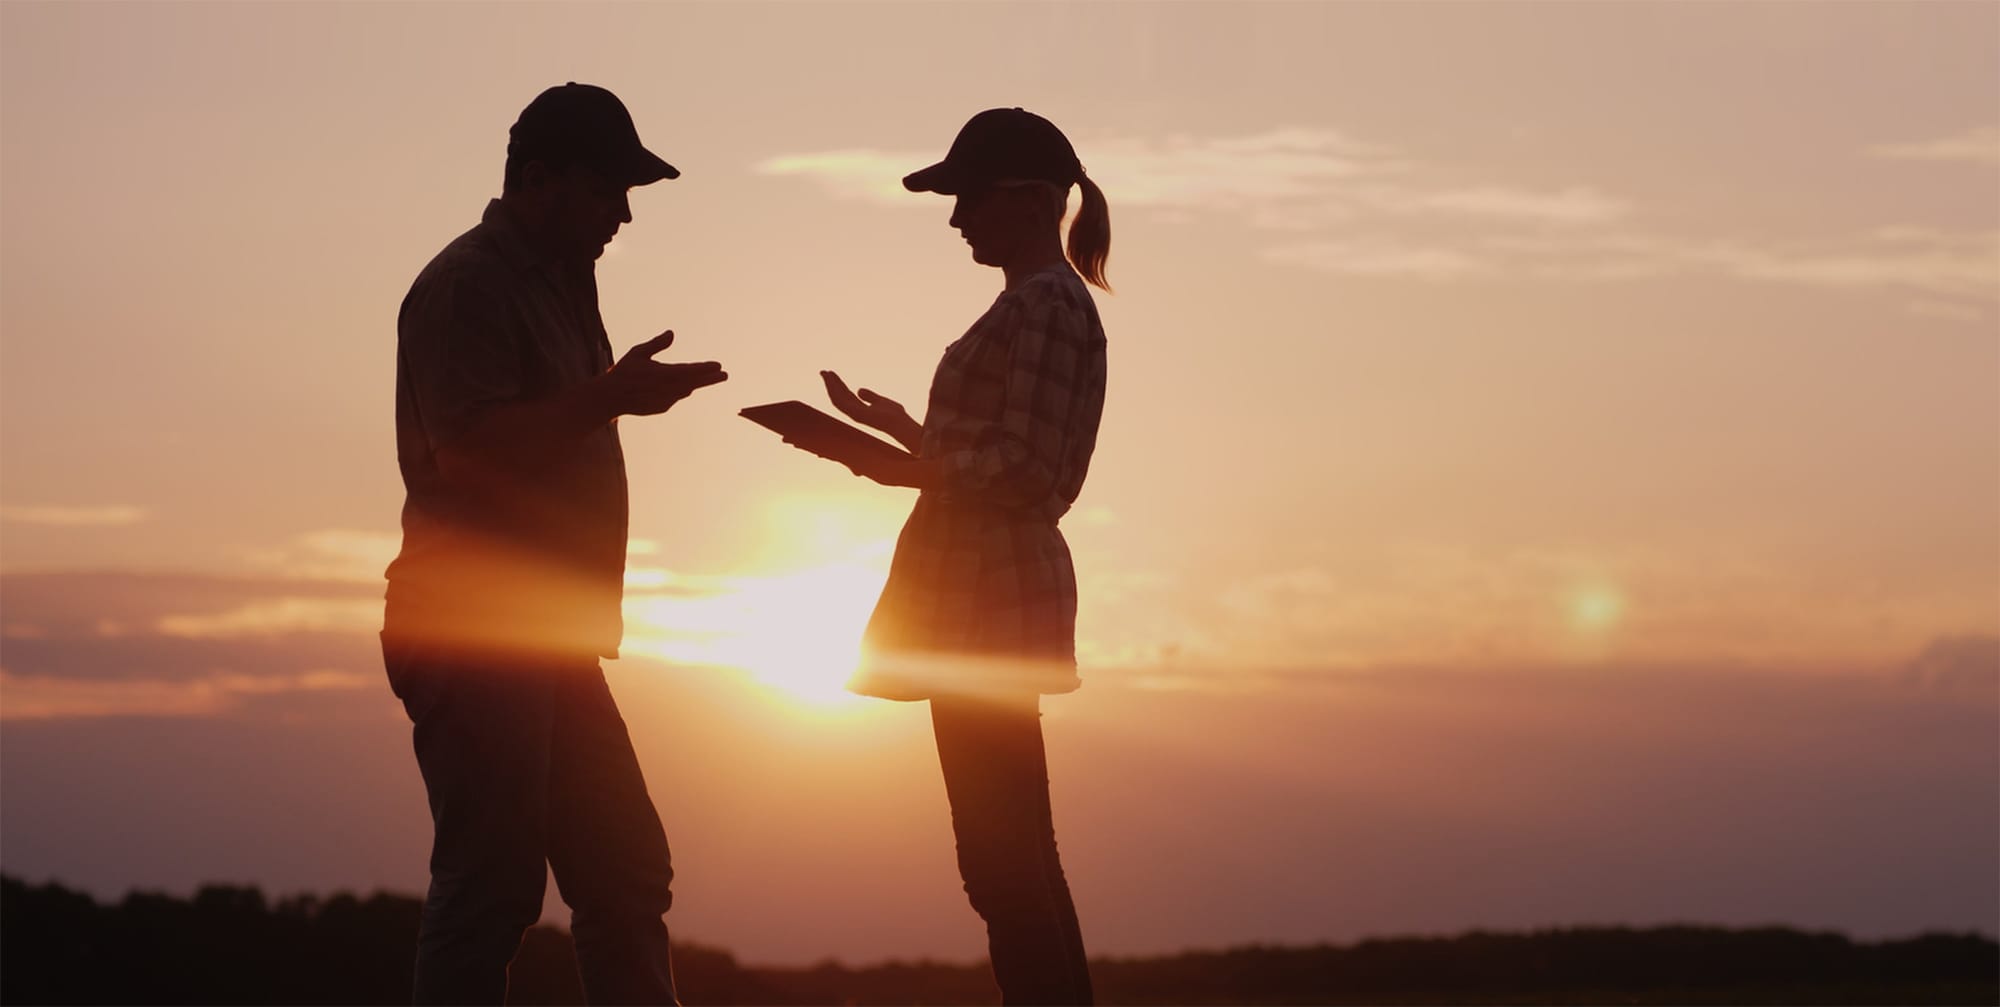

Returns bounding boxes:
[932,693,1092,1005]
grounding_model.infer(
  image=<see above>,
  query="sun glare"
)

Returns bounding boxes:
[620,498,898,710]
[622,560,884,708]
[1569,585,1625,633]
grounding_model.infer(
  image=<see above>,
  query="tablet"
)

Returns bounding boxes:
[740,400,914,466]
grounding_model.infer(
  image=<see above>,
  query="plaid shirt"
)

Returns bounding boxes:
[852,265,1109,701]
[385,200,629,660]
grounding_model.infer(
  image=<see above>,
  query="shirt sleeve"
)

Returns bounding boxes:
[938,282,1092,508]
[396,264,524,453]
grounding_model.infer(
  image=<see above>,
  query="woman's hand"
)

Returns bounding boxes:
[843,453,939,489]
[821,370,922,451]
[780,431,939,489]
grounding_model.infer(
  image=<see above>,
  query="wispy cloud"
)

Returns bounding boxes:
[0,504,147,527]
[764,125,1993,301]
[1376,185,1629,225]
[241,529,399,583]
[1868,126,2000,166]
[1271,227,2000,300]
[757,127,1625,228]
[1701,228,2000,299]
[0,572,381,685]
[155,597,384,639]
[0,572,391,719]
[1263,240,1493,280]
[756,149,918,204]
[1144,541,2000,675]
[754,128,1380,208]
[1900,635,2000,694]
[0,667,373,720]
[1085,129,1399,210]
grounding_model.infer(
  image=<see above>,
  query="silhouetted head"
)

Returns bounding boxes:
[905,108,1112,291]
[500,83,678,261]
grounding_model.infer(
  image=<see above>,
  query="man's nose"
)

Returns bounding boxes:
[616,190,633,224]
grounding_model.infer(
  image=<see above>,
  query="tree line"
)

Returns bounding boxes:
[3,876,1993,1004]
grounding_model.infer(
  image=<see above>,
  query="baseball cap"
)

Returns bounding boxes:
[903,107,1082,195]
[508,83,679,186]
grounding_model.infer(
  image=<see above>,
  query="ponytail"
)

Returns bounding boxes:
[1066,172,1112,292]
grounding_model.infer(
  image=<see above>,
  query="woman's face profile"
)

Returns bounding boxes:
[949,186,1044,268]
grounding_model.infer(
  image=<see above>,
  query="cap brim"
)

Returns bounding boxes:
[622,147,680,185]
[902,160,965,194]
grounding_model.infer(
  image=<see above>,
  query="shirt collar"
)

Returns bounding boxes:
[481,198,564,277]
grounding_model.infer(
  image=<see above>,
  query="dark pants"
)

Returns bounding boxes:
[383,637,678,1006]
[932,695,1093,1006]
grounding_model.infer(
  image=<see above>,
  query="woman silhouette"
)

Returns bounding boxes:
[809,107,1110,1005]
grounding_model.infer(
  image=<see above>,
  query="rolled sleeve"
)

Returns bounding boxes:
[940,291,1089,508]
[396,265,523,453]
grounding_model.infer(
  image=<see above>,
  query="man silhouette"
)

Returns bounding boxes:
[381,83,725,1005]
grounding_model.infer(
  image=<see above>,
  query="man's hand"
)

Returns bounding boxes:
[437,330,724,484]
[605,331,727,416]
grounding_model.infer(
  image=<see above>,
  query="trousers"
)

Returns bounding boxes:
[383,636,678,1005]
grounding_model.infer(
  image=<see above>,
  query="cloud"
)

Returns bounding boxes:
[1900,635,2000,695]
[240,529,399,583]
[0,668,373,720]
[754,128,1397,210]
[1263,240,1492,279]
[0,505,147,527]
[1087,129,1395,210]
[0,572,382,686]
[1868,126,2000,166]
[757,127,1624,228]
[1351,183,1631,225]
[623,566,733,593]
[1279,227,2000,299]
[763,125,1993,299]
[1,571,381,637]
[1701,229,2000,300]
[155,598,384,639]
[0,572,391,719]
[1149,541,2000,676]
[755,149,916,204]
[3,651,1995,961]
[0,564,722,715]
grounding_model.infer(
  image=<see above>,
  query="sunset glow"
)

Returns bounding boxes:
[1,0,1993,972]
[623,555,885,708]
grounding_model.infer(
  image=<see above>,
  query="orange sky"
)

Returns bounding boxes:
[1,0,1996,964]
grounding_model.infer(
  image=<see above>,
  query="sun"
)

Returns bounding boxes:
[621,559,885,708]
[619,494,902,708]
[705,562,886,706]
[1568,584,1625,633]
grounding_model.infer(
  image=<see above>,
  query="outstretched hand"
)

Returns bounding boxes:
[607,330,727,416]
[820,370,909,432]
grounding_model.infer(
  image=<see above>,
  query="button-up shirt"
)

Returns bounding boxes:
[852,264,1109,700]
[384,200,628,659]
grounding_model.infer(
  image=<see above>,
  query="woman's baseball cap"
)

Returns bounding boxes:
[903,107,1082,195]
[508,83,679,186]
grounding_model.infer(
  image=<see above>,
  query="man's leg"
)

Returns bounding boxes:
[932,694,1093,1006]
[386,639,558,1006]
[545,664,678,1006]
